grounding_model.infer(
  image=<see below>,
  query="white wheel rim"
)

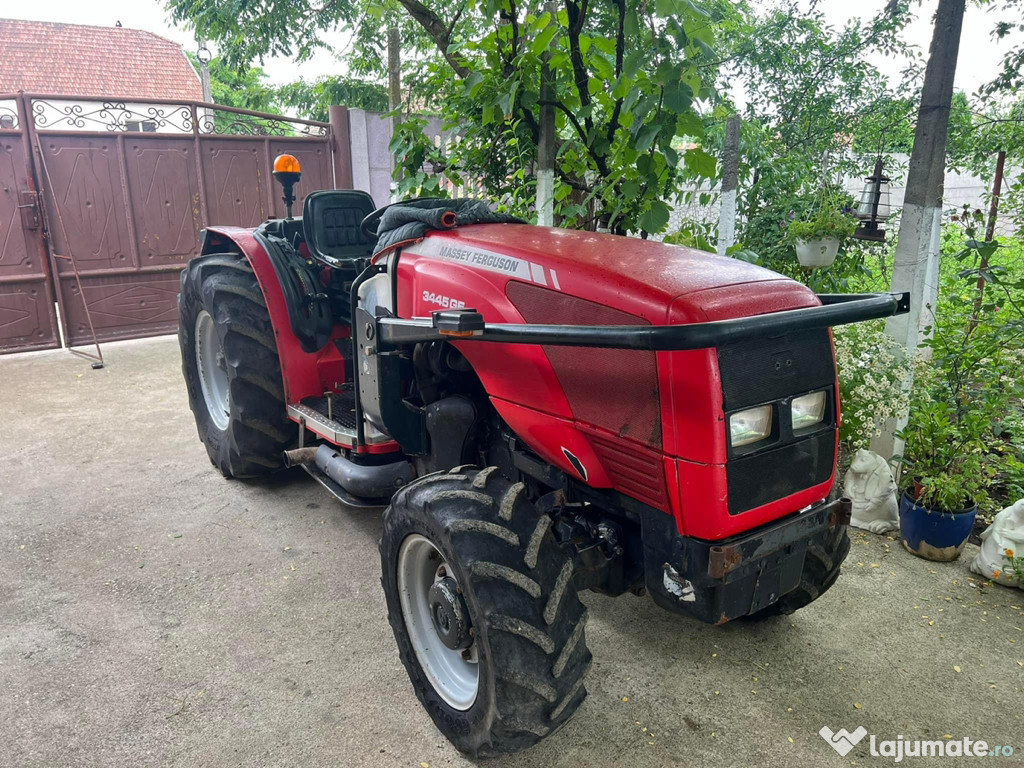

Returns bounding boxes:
[195,310,230,431]
[397,534,479,710]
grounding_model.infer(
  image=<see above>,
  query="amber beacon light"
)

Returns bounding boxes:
[272,153,302,218]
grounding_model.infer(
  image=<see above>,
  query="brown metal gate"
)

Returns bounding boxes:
[0,93,352,354]
[0,95,60,353]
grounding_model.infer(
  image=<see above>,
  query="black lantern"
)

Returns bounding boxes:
[853,157,891,242]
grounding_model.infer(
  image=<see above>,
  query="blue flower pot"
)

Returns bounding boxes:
[899,492,977,562]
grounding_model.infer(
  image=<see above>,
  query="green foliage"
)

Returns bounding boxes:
[704,1,922,288]
[170,0,355,70]
[662,219,717,252]
[832,321,912,448]
[187,53,281,113]
[389,0,726,232]
[735,187,870,293]
[388,114,454,198]
[169,0,729,234]
[187,51,389,130]
[278,76,389,120]
[712,1,915,241]
[897,221,1024,516]
[981,0,1024,97]
[899,390,997,513]
[850,95,916,154]
[786,204,858,244]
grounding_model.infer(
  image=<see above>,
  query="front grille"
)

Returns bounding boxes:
[726,431,834,514]
[717,329,837,514]
[587,431,669,510]
[717,329,834,411]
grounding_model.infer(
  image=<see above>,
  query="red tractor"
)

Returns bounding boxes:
[178,155,908,755]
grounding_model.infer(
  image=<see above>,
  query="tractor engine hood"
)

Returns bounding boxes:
[412,224,821,322]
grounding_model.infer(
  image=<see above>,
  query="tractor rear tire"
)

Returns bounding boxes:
[743,521,851,620]
[380,466,592,756]
[178,252,296,478]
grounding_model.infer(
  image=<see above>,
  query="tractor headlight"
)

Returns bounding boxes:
[729,405,773,447]
[791,390,827,430]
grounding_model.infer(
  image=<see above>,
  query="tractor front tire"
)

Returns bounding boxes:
[744,522,851,620]
[380,467,592,756]
[178,252,296,478]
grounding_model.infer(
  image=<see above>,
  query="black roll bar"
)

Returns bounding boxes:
[377,291,910,351]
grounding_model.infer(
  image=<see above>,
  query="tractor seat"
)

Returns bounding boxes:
[302,190,377,266]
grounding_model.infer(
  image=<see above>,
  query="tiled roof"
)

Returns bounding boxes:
[0,19,202,100]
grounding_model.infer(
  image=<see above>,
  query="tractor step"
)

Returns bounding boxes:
[287,388,392,447]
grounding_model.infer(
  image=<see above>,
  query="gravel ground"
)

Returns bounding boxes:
[1,336,1022,768]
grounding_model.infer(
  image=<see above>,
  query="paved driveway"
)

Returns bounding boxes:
[1,337,1022,767]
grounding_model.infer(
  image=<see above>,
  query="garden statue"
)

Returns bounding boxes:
[970,498,1024,589]
[843,448,899,534]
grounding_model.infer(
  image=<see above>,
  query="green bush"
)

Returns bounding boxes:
[832,320,912,448]
[897,225,1024,517]
[899,370,999,512]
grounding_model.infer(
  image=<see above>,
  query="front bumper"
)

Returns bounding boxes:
[641,496,852,624]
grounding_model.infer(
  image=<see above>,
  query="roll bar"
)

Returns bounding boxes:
[376,292,910,351]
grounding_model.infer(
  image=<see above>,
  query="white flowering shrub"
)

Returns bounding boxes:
[832,320,912,448]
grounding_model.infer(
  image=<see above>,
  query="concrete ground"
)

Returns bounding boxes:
[1,336,1022,768]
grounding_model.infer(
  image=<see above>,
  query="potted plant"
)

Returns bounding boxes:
[896,222,1023,562]
[897,399,991,561]
[787,204,858,268]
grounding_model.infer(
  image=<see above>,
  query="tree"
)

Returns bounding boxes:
[168,0,727,233]
[188,51,392,129]
[186,53,281,113]
[695,1,915,284]
[981,0,1024,96]
[278,76,390,121]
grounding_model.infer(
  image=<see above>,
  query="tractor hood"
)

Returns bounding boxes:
[417,223,820,324]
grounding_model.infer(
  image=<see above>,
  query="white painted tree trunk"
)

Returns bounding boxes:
[536,169,554,227]
[535,0,559,228]
[717,115,741,256]
[716,188,737,256]
[870,202,942,460]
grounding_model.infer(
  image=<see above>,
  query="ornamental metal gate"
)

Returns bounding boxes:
[0,96,59,353]
[0,93,354,355]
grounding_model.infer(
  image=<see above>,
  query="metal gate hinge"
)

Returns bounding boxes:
[17,190,40,230]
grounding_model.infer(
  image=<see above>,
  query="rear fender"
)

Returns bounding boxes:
[200,226,343,403]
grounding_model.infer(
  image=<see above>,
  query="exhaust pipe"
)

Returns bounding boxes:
[283,447,319,467]
[311,445,414,499]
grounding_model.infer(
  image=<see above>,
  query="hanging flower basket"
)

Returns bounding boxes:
[794,238,840,268]
[786,191,858,269]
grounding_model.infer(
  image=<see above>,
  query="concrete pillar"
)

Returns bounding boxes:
[871,0,965,460]
[328,105,353,189]
[388,27,402,201]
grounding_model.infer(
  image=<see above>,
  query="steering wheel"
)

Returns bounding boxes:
[360,198,447,240]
